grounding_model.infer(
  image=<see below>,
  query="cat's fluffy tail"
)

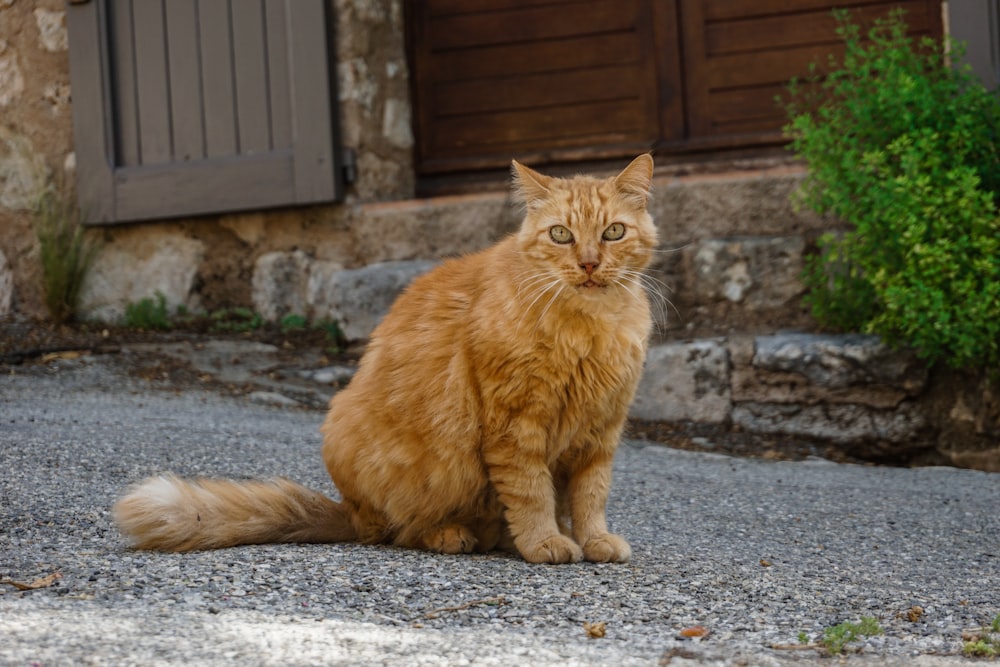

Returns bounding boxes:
[113,475,356,552]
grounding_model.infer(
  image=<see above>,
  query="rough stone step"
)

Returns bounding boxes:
[632,333,999,469]
[633,333,927,429]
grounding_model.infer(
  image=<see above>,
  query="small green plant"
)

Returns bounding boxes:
[784,9,1000,371]
[964,613,1000,658]
[209,307,263,333]
[315,318,346,349]
[124,292,173,330]
[821,617,883,655]
[34,187,98,324]
[279,313,309,333]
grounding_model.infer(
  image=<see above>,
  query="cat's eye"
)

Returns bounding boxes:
[549,225,574,244]
[602,223,626,241]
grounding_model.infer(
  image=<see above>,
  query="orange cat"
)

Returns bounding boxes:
[114,154,658,564]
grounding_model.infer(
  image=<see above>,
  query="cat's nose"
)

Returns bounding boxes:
[579,261,600,275]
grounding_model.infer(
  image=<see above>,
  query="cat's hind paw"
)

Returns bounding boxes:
[519,534,584,564]
[582,533,631,563]
[422,525,478,554]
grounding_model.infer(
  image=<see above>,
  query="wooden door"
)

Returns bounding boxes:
[677,0,944,151]
[406,0,943,190]
[406,0,680,177]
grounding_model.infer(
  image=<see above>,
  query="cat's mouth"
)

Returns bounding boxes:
[577,279,606,289]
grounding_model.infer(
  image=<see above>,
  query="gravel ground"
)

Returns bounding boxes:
[2,355,998,666]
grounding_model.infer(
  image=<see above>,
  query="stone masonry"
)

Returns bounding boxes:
[633,333,999,470]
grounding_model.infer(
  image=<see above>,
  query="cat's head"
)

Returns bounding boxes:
[512,155,658,300]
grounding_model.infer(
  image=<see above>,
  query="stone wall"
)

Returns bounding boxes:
[0,0,416,319]
[0,0,74,318]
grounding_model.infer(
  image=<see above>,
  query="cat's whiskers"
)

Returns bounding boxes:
[514,272,563,332]
[616,269,678,334]
[625,269,674,295]
[534,282,567,333]
[647,242,692,255]
[515,270,557,298]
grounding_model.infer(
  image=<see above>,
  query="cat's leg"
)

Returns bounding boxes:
[553,468,573,537]
[567,448,631,563]
[483,431,583,564]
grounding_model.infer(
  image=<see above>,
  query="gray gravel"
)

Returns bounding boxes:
[2,355,998,666]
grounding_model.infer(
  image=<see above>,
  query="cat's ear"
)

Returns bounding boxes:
[511,160,553,208]
[614,154,654,206]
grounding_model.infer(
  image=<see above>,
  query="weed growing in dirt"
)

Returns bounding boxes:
[120,299,346,351]
[208,307,263,333]
[963,613,1000,657]
[278,314,346,353]
[279,314,309,333]
[124,292,173,330]
[34,187,98,324]
[821,617,883,655]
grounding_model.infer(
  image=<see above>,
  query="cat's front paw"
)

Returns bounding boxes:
[582,533,631,563]
[519,534,584,564]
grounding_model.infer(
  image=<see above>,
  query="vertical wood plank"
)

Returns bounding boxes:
[198,0,238,157]
[287,0,337,202]
[66,0,117,222]
[651,0,685,142]
[131,0,172,165]
[677,0,711,138]
[231,0,271,154]
[264,0,291,151]
[164,0,204,162]
[109,0,139,167]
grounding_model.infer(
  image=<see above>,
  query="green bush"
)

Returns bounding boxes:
[784,9,1000,371]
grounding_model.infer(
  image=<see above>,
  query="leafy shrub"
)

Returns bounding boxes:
[784,9,1000,370]
[34,187,98,324]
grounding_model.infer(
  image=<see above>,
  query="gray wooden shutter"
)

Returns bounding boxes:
[66,0,344,225]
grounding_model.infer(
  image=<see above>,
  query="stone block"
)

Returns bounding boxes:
[251,250,314,321]
[689,236,804,308]
[79,234,205,322]
[732,333,927,408]
[732,401,925,444]
[649,169,827,241]
[351,193,518,264]
[308,259,436,341]
[33,9,67,52]
[0,247,13,316]
[630,340,731,423]
[0,128,47,210]
[0,40,25,108]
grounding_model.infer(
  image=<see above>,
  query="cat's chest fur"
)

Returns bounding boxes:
[469,288,648,458]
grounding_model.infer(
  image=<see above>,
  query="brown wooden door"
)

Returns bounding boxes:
[406,0,942,189]
[677,0,944,151]
[407,0,680,177]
